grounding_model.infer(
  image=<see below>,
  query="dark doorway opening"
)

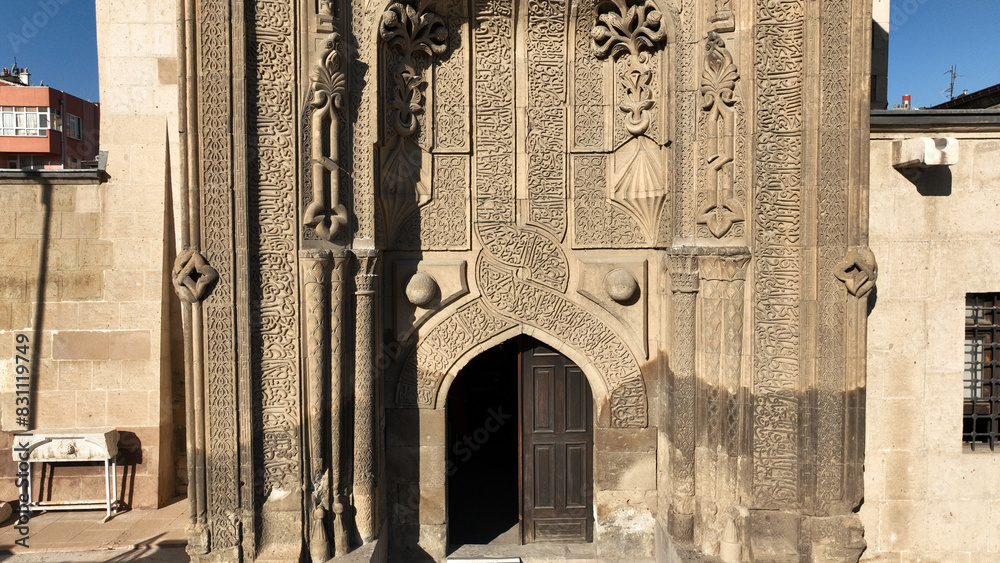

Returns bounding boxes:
[446,338,520,546]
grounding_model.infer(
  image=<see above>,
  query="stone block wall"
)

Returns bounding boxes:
[0,0,181,510]
[863,130,1000,561]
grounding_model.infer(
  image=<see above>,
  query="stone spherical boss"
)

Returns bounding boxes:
[604,268,639,303]
[405,271,438,307]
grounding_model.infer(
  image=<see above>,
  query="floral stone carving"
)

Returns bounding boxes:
[304,31,350,240]
[379,2,449,242]
[591,0,668,242]
[698,31,744,238]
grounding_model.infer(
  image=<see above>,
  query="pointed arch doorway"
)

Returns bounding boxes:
[446,335,595,547]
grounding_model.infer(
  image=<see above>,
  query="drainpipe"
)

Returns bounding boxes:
[59,96,66,169]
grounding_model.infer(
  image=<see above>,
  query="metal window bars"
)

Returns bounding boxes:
[964,293,1000,450]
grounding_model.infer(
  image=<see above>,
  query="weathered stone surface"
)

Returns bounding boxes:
[0,0,876,559]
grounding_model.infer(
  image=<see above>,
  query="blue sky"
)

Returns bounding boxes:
[0,1,996,110]
[0,1,99,102]
[887,0,1000,108]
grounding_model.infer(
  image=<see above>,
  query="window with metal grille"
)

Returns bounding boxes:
[964,293,1000,450]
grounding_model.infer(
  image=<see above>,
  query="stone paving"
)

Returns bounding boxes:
[0,498,187,562]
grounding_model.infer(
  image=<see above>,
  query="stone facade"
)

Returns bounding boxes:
[2,0,877,561]
[863,112,1000,561]
[0,0,182,512]
[171,0,873,560]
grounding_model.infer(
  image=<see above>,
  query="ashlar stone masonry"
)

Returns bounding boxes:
[172,0,875,560]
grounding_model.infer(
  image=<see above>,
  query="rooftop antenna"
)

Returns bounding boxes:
[943,65,964,101]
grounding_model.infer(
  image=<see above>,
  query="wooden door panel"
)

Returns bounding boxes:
[533,366,555,432]
[533,444,556,509]
[566,367,587,432]
[532,519,587,542]
[522,339,593,543]
[565,443,587,508]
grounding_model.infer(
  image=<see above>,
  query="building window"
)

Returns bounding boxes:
[66,114,82,140]
[0,106,52,137]
[965,293,1000,450]
[6,155,46,169]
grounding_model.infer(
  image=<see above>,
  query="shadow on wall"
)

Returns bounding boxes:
[905,165,953,196]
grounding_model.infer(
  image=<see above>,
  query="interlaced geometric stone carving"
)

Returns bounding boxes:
[171,249,219,303]
[834,247,878,297]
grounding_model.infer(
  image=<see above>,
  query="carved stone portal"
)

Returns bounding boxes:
[177,0,874,561]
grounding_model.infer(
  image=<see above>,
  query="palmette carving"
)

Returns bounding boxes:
[592,0,666,137]
[305,31,350,240]
[575,0,669,245]
[379,2,449,243]
[698,32,744,238]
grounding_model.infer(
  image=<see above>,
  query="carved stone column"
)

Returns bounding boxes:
[695,252,749,556]
[667,251,699,541]
[300,250,331,563]
[329,250,349,556]
[352,249,379,543]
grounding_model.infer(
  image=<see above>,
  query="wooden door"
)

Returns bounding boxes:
[520,340,594,542]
